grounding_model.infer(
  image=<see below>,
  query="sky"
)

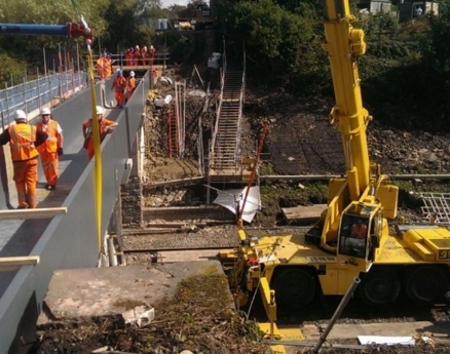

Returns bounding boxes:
[161,0,189,7]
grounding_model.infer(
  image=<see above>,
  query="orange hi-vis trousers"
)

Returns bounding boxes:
[40,150,59,186]
[115,91,125,108]
[13,158,38,208]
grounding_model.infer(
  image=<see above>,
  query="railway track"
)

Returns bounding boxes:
[124,245,235,264]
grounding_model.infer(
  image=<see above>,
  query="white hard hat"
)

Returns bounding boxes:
[14,109,27,121]
[130,71,135,77]
[150,45,154,49]
[40,107,51,115]
[143,46,147,50]
[96,106,104,115]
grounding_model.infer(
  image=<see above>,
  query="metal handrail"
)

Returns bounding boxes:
[0,69,88,127]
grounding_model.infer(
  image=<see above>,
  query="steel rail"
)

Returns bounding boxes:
[123,245,236,253]
[142,174,450,188]
[260,174,450,180]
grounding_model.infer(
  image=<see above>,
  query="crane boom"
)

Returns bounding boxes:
[0,22,93,44]
[323,0,371,201]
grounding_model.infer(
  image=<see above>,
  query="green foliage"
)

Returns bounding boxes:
[222,0,316,76]
[424,0,450,74]
[260,162,274,175]
[0,53,27,85]
[356,12,449,132]
[102,0,153,51]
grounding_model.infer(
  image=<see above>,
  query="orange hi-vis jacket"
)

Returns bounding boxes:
[83,118,116,143]
[126,77,136,99]
[113,76,126,92]
[37,120,59,153]
[9,124,39,161]
[104,58,112,77]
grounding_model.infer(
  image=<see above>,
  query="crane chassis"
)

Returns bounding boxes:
[220,0,450,338]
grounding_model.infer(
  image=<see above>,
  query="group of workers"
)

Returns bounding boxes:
[0,109,63,209]
[125,45,156,66]
[0,105,118,209]
[96,45,157,80]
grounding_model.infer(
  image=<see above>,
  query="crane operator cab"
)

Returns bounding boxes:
[338,203,382,261]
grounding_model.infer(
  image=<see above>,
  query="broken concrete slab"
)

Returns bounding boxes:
[37,260,231,326]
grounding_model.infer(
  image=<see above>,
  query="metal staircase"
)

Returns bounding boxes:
[209,71,244,181]
[167,81,186,158]
[168,103,178,157]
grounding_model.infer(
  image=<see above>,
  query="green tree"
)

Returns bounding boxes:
[102,0,140,51]
[221,0,318,83]
[424,0,450,74]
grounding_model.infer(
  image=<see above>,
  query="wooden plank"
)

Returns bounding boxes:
[0,256,39,272]
[282,204,327,221]
[0,207,67,220]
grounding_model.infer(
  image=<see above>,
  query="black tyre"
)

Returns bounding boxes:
[405,266,449,305]
[359,268,401,306]
[273,268,316,310]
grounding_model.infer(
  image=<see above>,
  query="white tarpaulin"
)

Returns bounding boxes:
[213,186,261,223]
[358,336,430,346]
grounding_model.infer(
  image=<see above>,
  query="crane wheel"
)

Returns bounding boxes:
[405,266,448,305]
[273,268,316,310]
[358,268,401,306]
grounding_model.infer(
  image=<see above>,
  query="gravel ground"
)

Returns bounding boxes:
[122,226,309,250]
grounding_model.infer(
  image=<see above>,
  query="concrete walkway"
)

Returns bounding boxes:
[302,321,450,343]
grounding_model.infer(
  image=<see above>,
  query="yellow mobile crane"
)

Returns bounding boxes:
[222,0,450,336]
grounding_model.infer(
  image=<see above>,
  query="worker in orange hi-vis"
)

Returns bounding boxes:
[126,71,137,102]
[148,45,156,66]
[104,53,112,78]
[141,46,148,65]
[125,48,133,65]
[82,106,118,160]
[133,45,141,66]
[36,108,64,190]
[0,110,48,209]
[96,54,106,79]
[151,67,158,80]
[111,70,126,108]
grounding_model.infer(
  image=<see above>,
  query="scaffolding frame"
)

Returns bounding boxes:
[419,192,450,225]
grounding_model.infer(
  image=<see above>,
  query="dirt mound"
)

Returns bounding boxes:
[244,91,450,175]
[32,273,269,354]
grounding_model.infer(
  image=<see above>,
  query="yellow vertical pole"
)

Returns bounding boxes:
[87,50,103,251]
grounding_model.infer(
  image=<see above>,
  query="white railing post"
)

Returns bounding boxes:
[37,68,42,110]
